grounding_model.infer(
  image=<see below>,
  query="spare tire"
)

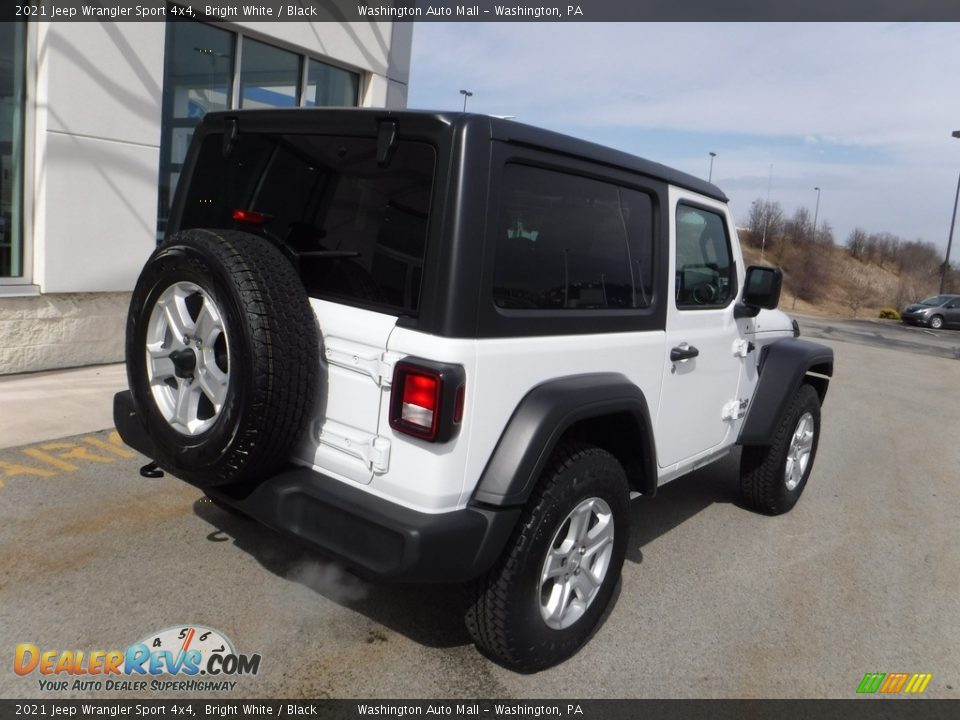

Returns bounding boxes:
[126,228,319,487]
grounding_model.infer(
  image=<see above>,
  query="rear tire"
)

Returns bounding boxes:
[126,228,319,487]
[740,383,821,515]
[465,442,630,672]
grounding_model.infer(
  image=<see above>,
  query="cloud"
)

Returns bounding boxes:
[412,23,960,146]
[409,22,960,249]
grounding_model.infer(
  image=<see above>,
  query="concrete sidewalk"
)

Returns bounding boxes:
[0,363,127,450]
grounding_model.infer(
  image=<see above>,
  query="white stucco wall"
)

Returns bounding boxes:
[33,20,409,296]
[0,19,411,374]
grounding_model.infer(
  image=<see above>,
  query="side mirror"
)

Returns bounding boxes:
[735,265,783,318]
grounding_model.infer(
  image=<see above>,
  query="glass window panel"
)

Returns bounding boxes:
[675,205,735,308]
[493,164,654,310]
[157,19,234,236]
[181,133,436,313]
[304,59,360,107]
[0,22,26,279]
[167,21,233,118]
[240,39,300,109]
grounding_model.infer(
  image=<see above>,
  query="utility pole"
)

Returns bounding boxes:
[761,164,773,261]
[459,89,473,111]
[811,186,821,244]
[941,130,960,293]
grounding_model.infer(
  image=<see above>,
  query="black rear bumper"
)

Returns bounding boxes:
[113,390,519,583]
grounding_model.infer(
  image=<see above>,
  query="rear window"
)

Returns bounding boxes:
[180,132,436,314]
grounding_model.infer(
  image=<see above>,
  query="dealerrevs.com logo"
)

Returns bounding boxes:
[14,625,261,693]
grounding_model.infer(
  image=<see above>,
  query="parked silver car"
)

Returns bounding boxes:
[901,294,960,329]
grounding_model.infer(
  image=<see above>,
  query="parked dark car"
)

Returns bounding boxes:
[901,294,960,329]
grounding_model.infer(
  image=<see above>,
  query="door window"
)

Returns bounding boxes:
[675,205,735,309]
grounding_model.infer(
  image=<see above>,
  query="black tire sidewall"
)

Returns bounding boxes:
[127,242,255,479]
[503,450,629,668]
[740,383,823,515]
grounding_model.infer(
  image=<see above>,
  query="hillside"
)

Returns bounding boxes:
[739,234,950,319]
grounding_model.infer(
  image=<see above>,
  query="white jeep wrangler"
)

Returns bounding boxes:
[115,109,833,671]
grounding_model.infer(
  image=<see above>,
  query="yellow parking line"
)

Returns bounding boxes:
[22,448,78,472]
[85,436,137,458]
[0,430,140,487]
[0,459,57,480]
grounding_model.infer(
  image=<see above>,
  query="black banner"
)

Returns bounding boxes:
[4,0,960,22]
[1,700,959,720]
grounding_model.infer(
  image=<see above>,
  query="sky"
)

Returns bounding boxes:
[407,22,960,253]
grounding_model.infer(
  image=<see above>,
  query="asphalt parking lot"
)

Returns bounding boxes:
[1,321,958,699]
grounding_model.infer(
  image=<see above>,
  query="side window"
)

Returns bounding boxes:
[675,205,735,308]
[493,164,653,310]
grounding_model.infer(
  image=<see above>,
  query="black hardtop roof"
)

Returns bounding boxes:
[200,107,728,203]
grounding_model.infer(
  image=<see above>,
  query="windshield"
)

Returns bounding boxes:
[920,295,951,306]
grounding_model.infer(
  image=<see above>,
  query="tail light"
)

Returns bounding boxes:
[389,359,465,443]
[232,208,270,225]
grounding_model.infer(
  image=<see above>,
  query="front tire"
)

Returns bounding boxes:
[740,383,821,515]
[930,315,944,330]
[465,442,630,672]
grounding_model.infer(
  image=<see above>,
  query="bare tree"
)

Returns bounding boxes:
[846,228,868,260]
[815,220,835,247]
[784,206,812,245]
[744,198,784,253]
[843,270,878,318]
[786,236,830,308]
[897,239,941,277]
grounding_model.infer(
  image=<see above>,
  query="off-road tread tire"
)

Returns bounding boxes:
[465,441,629,672]
[740,383,821,516]
[127,228,319,487]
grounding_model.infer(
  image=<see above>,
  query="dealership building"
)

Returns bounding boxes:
[0,18,412,374]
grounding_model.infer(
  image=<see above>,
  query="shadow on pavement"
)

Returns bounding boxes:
[194,498,473,650]
[192,449,743,651]
[626,449,741,564]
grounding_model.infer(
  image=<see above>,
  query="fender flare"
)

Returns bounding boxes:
[737,338,834,446]
[471,373,657,507]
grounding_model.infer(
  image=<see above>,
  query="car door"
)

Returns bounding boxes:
[945,297,960,327]
[655,190,744,471]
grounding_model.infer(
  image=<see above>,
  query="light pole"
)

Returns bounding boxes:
[811,186,821,244]
[761,163,773,261]
[459,89,473,111]
[708,152,717,182]
[941,130,960,294]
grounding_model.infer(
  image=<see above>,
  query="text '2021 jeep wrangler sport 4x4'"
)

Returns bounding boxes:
[115,109,834,672]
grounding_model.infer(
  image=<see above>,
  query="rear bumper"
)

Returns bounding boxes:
[113,390,519,583]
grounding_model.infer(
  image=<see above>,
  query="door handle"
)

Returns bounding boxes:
[670,344,700,362]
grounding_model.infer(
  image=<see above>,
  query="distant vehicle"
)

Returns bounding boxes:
[901,294,960,329]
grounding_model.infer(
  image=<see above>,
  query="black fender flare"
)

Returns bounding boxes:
[471,373,657,507]
[737,338,834,446]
